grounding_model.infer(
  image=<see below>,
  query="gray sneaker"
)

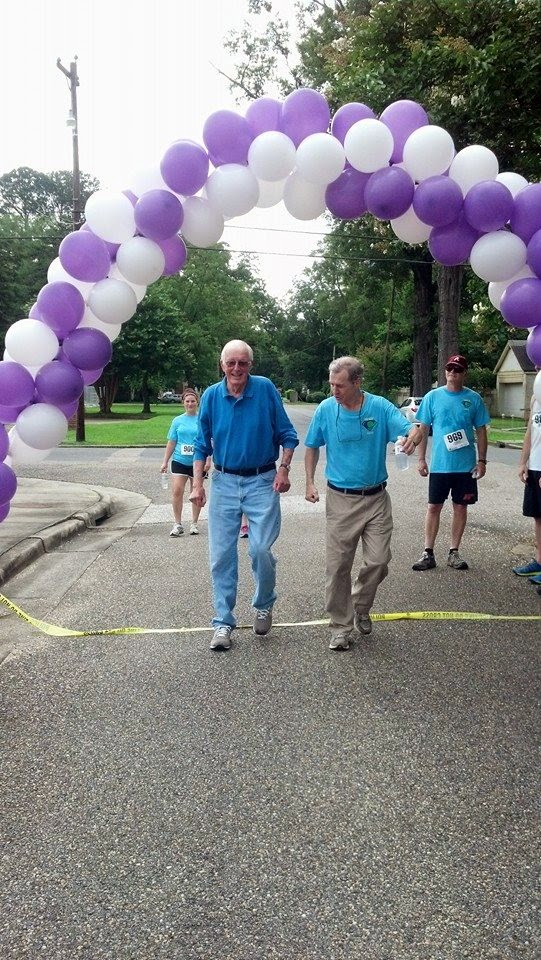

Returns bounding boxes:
[253,607,272,635]
[447,550,469,570]
[354,612,372,635]
[170,522,184,537]
[210,625,232,650]
[412,550,436,571]
[329,630,352,651]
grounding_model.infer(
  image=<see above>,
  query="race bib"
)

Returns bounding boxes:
[444,428,469,452]
[181,443,194,456]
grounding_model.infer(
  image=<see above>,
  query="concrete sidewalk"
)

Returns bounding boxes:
[0,477,149,588]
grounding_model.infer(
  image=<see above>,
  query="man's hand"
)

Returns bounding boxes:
[518,464,529,483]
[417,459,429,478]
[273,474,291,493]
[305,482,319,503]
[189,484,206,509]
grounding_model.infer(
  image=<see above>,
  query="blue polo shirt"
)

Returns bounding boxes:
[305,393,411,488]
[193,375,299,469]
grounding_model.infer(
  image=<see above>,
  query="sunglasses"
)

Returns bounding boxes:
[224,359,250,368]
[445,364,464,373]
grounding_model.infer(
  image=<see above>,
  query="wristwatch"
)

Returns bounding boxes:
[280,463,291,472]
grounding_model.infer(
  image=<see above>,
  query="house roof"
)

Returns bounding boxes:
[494,339,536,374]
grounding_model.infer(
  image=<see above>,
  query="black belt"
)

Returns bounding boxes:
[214,461,275,477]
[327,481,387,496]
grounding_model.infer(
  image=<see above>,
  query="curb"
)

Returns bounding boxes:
[0,494,115,588]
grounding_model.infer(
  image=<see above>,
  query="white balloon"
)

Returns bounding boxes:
[84,190,136,244]
[108,264,147,303]
[15,403,68,450]
[402,126,455,182]
[496,171,529,198]
[390,206,432,244]
[488,266,535,310]
[295,133,345,186]
[449,145,499,195]
[8,427,53,465]
[78,308,122,342]
[88,278,137,325]
[205,164,259,219]
[248,132,296,183]
[283,172,326,221]
[470,231,527,283]
[116,237,165,286]
[47,257,94,300]
[180,197,225,248]
[534,369,541,404]
[5,319,59,367]
[256,179,286,208]
[129,164,169,197]
[344,118,394,173]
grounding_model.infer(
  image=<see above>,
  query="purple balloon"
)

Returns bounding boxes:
[160,140,210,196]
[379,100,429,164]
[37,282,85,338]
[59,230,111,282]
[80,222,120,259]
[463,180,514,233]
[0,424,8,461]
[29,302,42,320]
[526,323,541,365]
[0,403,24,424]
[413,176,464,227]
[526,229,541,279]
[331,102,376,145]
[429,213,480,266]
[500,278,541,328]
[510,183,541,244]
[245,97,282,137]
[203,111,253,166]
[0,501,10,523]
[80,366,103,385]
[35,360,84,405]
[158,235,188,276]
[134,190,184,242]
[62,328,112,371]
[123,189,138,207]
[0,461,17,506]
[280,88,330,148]
[55,398,80,419]
[365,166,415,221]
[325,167,369,220]
[0,361,35,407]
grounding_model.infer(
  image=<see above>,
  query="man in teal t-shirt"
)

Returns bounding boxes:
[412,354,490,573]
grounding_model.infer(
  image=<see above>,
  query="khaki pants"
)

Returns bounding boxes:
[325,485,393,631]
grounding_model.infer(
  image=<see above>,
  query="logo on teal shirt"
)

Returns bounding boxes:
[362,418,377,432]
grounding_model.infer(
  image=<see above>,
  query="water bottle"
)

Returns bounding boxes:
[471,468,480,480]
[394,436,409,471]
[160,471,169,490]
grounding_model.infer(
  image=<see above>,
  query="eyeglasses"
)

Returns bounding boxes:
[224,359,250,368]
[445,364,464,373]
[336,405,363,443]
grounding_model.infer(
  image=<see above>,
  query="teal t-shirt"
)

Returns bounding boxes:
[167,413,199,466]
[416,386,490,473]
[305,393,411,488]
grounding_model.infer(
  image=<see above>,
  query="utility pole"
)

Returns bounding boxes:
[57,56,85,440]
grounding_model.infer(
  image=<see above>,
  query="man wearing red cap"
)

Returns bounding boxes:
[411,354,490,571]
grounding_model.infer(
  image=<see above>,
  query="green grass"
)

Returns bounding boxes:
[488,417,527,445]
[62,403,185,445]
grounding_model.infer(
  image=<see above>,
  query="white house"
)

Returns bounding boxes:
[494,340,536,419]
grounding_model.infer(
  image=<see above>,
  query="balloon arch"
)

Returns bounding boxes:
[1,88,541,521]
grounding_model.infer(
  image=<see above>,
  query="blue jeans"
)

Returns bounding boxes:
[208,469,281,628]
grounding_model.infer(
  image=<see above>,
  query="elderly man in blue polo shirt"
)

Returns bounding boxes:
[305,356,420,651]
[191,339,299,651]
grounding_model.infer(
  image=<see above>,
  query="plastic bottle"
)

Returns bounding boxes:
[160,471,169,490]
[394,436,409,471]
[471,468,480,480]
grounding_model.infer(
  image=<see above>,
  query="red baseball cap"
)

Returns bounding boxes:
[446,354,468,371]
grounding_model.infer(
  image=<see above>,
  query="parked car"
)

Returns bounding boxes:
[158,391,182,403]
[398,396,424,423]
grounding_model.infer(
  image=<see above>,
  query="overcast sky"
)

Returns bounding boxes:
[1,0,329,301]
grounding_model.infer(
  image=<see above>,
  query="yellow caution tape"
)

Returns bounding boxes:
[1,593,540,639]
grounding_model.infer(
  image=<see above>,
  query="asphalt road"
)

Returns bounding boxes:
[0,407,538,960]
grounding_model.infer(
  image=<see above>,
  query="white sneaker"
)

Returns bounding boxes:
[329,630,352,651]
[253,607,272,635]
[210,626,232,651]
[170,522,183,537]
[189,523,199,535]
